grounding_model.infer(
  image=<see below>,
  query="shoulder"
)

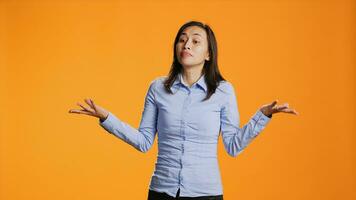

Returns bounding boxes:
[148,75,167,91]
[149,75,167,87]
[149,75,167,83]
[155,75,168,83]
[216,80,235,95]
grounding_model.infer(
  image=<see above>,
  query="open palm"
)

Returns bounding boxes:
[260,100,298,117]
[68,98,109,121]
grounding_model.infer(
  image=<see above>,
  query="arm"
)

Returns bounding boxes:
[98,79,158,153]
[220,82,271,157]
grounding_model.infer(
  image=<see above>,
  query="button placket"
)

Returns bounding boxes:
[181,92,191,140]
[180,92,190,176]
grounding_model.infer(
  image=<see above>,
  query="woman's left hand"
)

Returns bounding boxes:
[260,100,298,118]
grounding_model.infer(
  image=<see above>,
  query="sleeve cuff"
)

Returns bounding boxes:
[252,109,272,127]
[98,112,117,134]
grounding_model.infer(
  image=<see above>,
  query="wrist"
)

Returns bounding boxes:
[100,113,109,122]
[260,109,272,118]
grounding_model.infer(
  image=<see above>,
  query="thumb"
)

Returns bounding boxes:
[270,99,278,108]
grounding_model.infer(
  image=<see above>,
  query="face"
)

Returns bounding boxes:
[176,26,210,68]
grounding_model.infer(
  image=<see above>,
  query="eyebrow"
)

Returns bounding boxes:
[181,32,203,38]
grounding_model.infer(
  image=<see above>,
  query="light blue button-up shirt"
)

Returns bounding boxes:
[99,72,271,197]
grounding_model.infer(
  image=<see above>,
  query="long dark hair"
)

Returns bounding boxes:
[163,21,226,101]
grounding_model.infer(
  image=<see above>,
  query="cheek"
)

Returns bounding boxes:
[175,44,182,53]
[194,47,207,58]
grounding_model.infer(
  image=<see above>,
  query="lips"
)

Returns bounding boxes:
[180,51,192,57]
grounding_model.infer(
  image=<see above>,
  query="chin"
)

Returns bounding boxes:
[180,63,198,68]
[179,60,198,67]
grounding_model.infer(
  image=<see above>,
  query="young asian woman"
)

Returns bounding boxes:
[69,20,298,200]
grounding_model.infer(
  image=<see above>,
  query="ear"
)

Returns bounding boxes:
[205,53,210,61]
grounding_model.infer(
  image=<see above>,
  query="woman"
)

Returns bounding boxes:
[69,21,298,200]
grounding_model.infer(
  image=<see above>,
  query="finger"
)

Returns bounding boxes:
[85,98,94,108]
[68,109,95,116]
[270,100,278,108]
[89,99,97,112]
[279,108,298,115]
[68,109,83,114]
[77,102,95,113]
[275,104,289,111]
[291,109,299,115]
[77,102,91,111]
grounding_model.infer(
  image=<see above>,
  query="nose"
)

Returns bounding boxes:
[183,40,191,50]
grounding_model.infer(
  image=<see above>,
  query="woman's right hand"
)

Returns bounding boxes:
[68,98,109,121]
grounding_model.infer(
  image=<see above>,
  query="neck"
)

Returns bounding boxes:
[181,63,204,87]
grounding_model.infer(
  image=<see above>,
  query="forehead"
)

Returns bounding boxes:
[180,26,207,38]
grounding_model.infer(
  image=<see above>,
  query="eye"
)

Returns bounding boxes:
[193,40,200,44]
[179,38,186,42]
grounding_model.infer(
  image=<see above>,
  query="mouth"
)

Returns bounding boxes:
[180,51,192,57]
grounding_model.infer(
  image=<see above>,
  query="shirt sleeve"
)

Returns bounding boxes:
[98,79,158,153]
[220,82,271,157]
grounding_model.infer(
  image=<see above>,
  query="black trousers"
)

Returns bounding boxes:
[147,188,224,200]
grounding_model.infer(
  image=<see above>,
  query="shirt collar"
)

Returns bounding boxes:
[170,72,207,93]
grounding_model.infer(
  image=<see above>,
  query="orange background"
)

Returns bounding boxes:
[1,0,355,199]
